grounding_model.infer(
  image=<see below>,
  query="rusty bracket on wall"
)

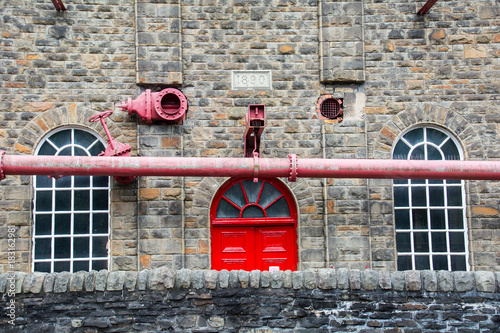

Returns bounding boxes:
[417,0,438,14]
[51,0,66,11]
[244,104,265,158]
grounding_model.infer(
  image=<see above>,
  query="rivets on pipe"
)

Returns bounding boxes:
[0,149,5,180]
[288,154,298,182]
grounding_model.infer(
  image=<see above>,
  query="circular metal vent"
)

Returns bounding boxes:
[316,95,343,121]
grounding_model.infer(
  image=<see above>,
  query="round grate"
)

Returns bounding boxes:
[320,98,341,119]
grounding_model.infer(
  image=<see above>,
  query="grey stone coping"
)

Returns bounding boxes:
[0,269,498,294]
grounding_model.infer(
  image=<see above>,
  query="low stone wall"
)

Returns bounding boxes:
[1,269,500,332]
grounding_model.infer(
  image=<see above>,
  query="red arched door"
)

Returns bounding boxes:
[211,178,298,271]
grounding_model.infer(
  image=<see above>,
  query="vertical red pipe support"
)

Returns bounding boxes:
[51,0,66,11]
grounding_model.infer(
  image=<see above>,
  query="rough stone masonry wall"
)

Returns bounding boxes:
[1,269,500,332]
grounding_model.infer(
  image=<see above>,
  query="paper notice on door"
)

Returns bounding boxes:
[269,266,280,272]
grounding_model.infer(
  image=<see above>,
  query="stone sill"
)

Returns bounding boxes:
[1,269,499,295]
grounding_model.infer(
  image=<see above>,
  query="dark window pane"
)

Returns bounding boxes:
[429,186,444,206]
[403,128,423,145]
[74,214,90,234]
[451,255,467,271]
[431,232,447,252]
[446,179,461,184]
[74,129,96,148]
[393,179,408,185]
[59,147,72,156]
[36,175,52,188]
[447,187,462,206]
[415,255,430,270]
[73,261,90,272]
[410,145,425,160]
[395,210,410,229]
[74,176,90,187]
[74,147,88,157]
[432,255,448,270]
[34,238,51,259]
[54,261,70,272]
[223,182,246,208]
[35,214,52,235]
[50,130,71,148]
[92,260,108,271]
[412,209,428,229]
[397,255,412,271]
[430,209,445,229]
[216,199,241,218]
[93,176,109,187]
[93,190,109,210]
[241,205,265,218]
[265,196,291,217]
[394,187,409,207]
[414,232,429,252]
[36,191,52,211]
[55,176,71,188]
[74,190,90,210]
[38,142,57,156]
[55,214,71,235]
[429,179,443,184]
[411,187,426,206]
[93,213,108,234]
[34,262,51,273]
[411,179,425,184]
[242,180,263,204]
[89,143,105,157]
[258,182,282,208]
[54,237,71,258]
[74,237,90,258]
[449,232,465,252]
[427,128,447,146]
[55,190,71,211]
[92,236,108,257]
[441,140,460,160]
[427,145,442,160]
[396,232,411,252]
[393,141,410,160]
[448,209,464,229]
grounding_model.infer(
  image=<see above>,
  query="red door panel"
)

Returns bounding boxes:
[212,227,254,270]
[256,226,296,271]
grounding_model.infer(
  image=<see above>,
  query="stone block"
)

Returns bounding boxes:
[192,270,205,289]
[438,271,453,292]
[107,271,126,291]
[205,270,219,289]
[69,271,86,292]
[53,272,71,293]
[124,272,138,291]
[349,269,361,290]
[95,270,109,292]
[84,271,97,292]
[270,271,283,288]
[149,267,176,290]
[250,270,261,288]
[219,270,229,288]
[238,270,249,289]
[475,271,495,292]
[292,271,304,289]
[337,268,349,289]
[318,268,336,289]
[454,271,474,292]
[363,269,378,291]
[137,269,149,291]
[422,271,437,292]
[22,272,46,294]
[392,271,405,291]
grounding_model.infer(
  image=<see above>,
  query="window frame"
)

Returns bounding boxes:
[32,126,110,273]
[392,126,470,271]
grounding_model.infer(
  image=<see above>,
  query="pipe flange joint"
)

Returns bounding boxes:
[288,153,298,182]
[0,149,5,180]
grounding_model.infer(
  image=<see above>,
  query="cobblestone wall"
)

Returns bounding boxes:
[1,269,500,331]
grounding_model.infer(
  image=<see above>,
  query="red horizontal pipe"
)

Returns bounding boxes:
[2,154,500,180]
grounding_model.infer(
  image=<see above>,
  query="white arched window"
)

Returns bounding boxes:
[392,126,469,271]
[33,127,110,273]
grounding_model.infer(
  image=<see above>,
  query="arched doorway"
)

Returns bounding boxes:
[210,178,298,271]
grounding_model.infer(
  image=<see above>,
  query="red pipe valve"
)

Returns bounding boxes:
[116,88,188,124]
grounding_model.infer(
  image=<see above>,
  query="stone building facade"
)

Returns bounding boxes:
[1,0,500,277]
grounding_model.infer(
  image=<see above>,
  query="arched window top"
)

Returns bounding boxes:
[393,126,463,161]
[36,127,105,157]
[212,178,297,222]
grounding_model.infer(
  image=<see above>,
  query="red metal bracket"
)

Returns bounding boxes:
[51,0,66,11]
[244,104,265,158]
[417,0,438,14]
[89,111,136,184]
